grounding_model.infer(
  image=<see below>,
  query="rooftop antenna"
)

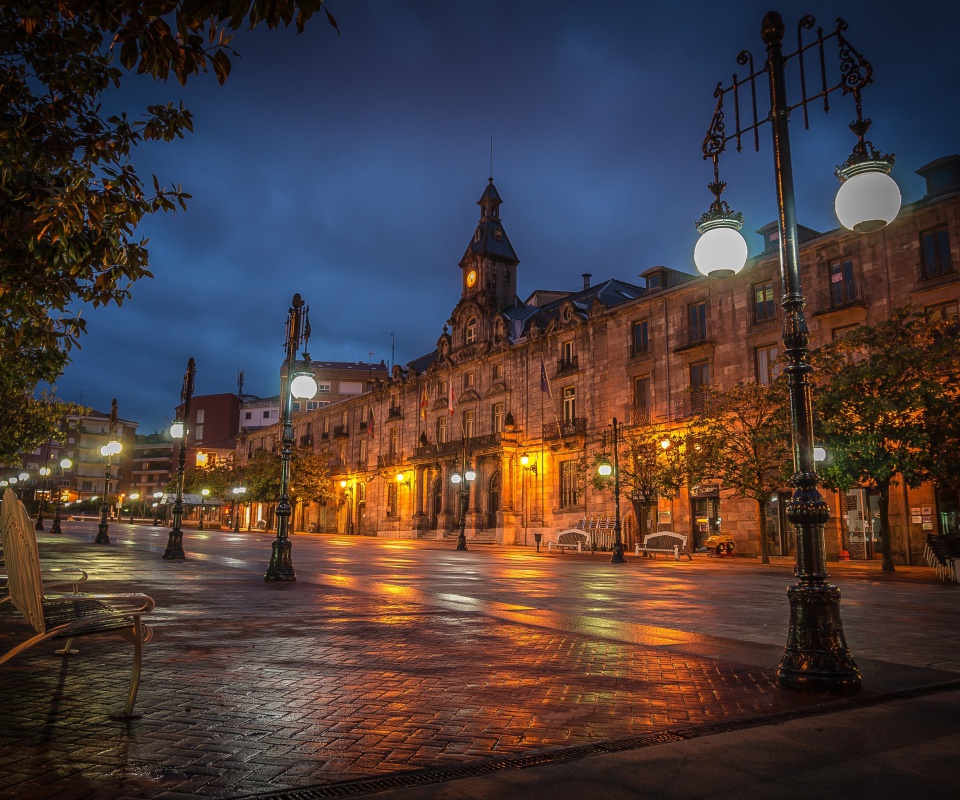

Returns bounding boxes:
[382,331,395,372]
[237,369,245,396]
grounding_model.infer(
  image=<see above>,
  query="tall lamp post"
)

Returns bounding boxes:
[95,399,122,545]
[596,418,627,563]
[265,293,318,582]
[50,458,72,534]
[450,445,476,552]
[35,466,51,530]
[198,488,209,530]
[163,357,196,560]
[152,490,164,525]
[129,492,140,523]
[233,484,247,532]
[694,12,900,691]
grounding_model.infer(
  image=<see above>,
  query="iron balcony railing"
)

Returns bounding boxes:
[813,276,867,313]
[673,323,712,350]
[556,355,579,375]
[543,417,586,441]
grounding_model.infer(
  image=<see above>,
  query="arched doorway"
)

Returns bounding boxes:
[430,476,443,530]
[487,471,501,529]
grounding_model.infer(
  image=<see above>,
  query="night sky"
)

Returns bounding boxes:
[51,0,960,433]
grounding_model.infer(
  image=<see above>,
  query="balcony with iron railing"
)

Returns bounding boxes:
[413,432,502,460]
[543,417,586,441]
[813,276,868,315]
[673,391,708,419]
[918,257,957,284]
[556,355,579,375]
[377,452,403,469]
[299,435,313,447]
[333,425,349,439]
[388,406,402,420]
[673,323,713,351]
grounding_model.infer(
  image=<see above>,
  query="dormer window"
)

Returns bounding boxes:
[474,229,481,243]
[493,228,502,240]
[465,316,478,344]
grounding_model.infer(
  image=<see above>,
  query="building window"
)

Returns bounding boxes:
[689,360,710,411]
[262,410,271,419]
[830,258,856,306]
[753,280,776,323]
[492,363,503,381]
[633,375,651,414]
[195,425,203,441]
[389,428,399,455]
[438,380,446,398]
[323,417,330,435]
[756,344,780,385]
[358,437,367,464]
[832,324,859,341]
[561,340,575,363]
[920,225,953,280]
[492,402,504,433]
[463,409,475,438]
[387,482,397,516]
[196,409,205,424]
[631,319,649,356]
[688,301,707,342]
[244,412,252,420]
[464,372,475,389]
[316,382,331,394]
[927,300,959,323]
[562,386,576,421]
[436,416,447,444]
[465,316,478,344]
[560,461,581,508]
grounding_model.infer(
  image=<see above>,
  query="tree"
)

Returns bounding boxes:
[0,1,338,397]
[0,391,87,465]
[688,381,792,563]
[590,411,688,544]
[242,446,331,527]
[810,306,960,571]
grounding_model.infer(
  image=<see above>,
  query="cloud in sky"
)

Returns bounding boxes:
[51,0,960,432]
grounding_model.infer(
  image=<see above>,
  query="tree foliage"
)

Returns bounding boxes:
[0,391,87,465]
[810,306,960,571]
[687,381,792,563]
[0,1,338,404]
[242,446,331,506]
[590,411,688,540]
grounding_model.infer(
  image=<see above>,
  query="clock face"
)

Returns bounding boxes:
[466,269,477,287]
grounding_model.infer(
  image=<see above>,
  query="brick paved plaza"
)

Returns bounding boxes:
[1,523,958,799]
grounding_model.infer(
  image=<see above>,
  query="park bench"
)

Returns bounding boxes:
[635,530,692,561]
[0,489,155,719]
[548,529,589,553]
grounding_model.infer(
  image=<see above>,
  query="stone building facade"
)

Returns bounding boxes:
[236,155,960,565]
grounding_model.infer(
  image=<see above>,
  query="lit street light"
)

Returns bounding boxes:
[232,484,247,532]
[50,457,72,534]
[95,399,122,545]
[694,11,900,691]
[35,466,50,530]
[198,488,210,530]
[450,450,476,552]
[129,492,140,523]
[596,418,626,564]
[265,293,318,582]
[152,490,164,526]
[163,357,196,559]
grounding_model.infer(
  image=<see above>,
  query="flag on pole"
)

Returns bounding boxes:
[539,354,553,399]
[419,384,428,421]
[448,380,455,416]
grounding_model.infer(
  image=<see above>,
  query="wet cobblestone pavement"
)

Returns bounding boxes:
[1,524,957,799]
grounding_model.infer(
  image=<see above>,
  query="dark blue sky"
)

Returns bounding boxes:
[53,0,960,433]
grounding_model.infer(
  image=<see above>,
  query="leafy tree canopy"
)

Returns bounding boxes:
[0,1,338,401]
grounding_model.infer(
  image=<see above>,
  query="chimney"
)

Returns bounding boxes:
[582,273,591,290]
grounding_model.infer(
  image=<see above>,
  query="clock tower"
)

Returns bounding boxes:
[458,178,519,311]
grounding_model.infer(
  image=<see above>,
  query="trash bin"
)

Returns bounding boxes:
[533,532,543,552]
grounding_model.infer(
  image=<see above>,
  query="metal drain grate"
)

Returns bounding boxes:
[236,679,960,800]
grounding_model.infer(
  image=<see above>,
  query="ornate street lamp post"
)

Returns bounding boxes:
[163,357,196,560]
[152,490,164,525]
[198,488,209,530]
[597,418,626,563]
[694,12,901,691]
[232,484,247,532]
[450,446,476,552]
[50,458,72,534]
[35,466,51,530]
[265,293,318,582]
[95,399,122,544]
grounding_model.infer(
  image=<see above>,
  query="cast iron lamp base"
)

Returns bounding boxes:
[265,539,297,581]
[163,528,185,560]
